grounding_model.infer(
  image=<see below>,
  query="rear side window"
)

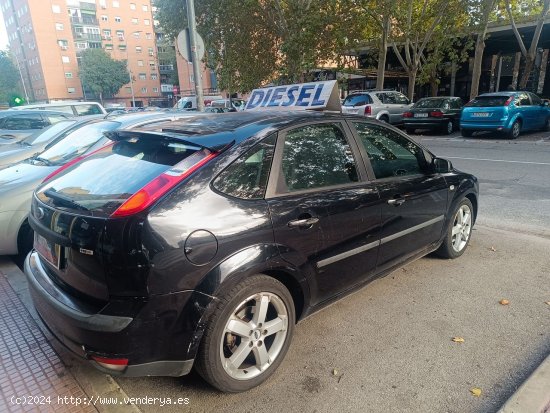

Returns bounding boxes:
[75,104,103,116]
[37,137,207,216]
[213,134,276,199]
[49,106,75,115]
[342,94,371,107]
[279,123,358,192]
[468,96,510,107]
[2,114,46,130]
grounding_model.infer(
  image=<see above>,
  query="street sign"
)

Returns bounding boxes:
[177,29,205,62]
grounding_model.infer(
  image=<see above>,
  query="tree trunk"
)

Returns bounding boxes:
[537,49,549,94]
[489,54,498,92]
[430,78,438,96]
[376,16,390,90]
[407,70,417,101]
[450,62,457,96]
[470,0,497,100]
[511,51,521,90]
[99,92,103,106]
[519,55,535,90]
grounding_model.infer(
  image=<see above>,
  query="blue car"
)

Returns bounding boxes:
[460,91,550,138]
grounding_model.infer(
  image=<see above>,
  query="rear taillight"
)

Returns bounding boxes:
[111,151,218,218]
[42,142,114,183]
[403,111,413,118]
[429,111,444,118]
[91,356,128,372]
[364,105,371,115]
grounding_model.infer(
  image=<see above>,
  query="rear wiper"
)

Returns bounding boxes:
[44,189,89,211]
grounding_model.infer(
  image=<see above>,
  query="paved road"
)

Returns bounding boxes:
[115,130,550,412]
[412,129,550,238]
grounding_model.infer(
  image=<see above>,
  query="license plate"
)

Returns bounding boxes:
[472,112,490,117]
[34,233,61,269]
[414,113,428,118]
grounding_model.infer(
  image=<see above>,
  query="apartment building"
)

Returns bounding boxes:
[1,0,161,107]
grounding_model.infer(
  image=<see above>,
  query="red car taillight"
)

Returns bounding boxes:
[403,111,413,118]
[42,142,114,183]
[364,105,371,115]
[110,151,218,218]
[429,111,444,118]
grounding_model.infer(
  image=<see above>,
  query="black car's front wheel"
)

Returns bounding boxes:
[437,198,474,259]
[195,275,295,392]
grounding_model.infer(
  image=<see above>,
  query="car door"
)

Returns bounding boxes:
[393,92,412,123]
[266,121,381,305]
[515,92,536,129]
[528,92,545,129]
[348,121,449,272]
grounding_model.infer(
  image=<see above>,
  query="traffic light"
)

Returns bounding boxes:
[10,95,25,107]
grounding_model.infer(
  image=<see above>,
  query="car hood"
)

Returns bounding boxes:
[0,146,38,169]
[0,162,56,193]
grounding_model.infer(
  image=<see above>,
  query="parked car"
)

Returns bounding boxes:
[0,110,73,143]
[0,111,200,257]
[25,110,478,392]
[210,98,246,111]
[341,90,412,124]
[460,91,550,138]
[403,96,463,135]
[10,101,107,116]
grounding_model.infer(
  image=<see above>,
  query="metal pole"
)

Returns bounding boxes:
[13,52,29,102]
[495,56,503,92]
[186,0,204,111]
[129,68,136,107]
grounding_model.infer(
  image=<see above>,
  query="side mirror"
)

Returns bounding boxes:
[433,157,452,173]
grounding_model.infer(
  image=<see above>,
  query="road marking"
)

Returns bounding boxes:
[443,156,550,166]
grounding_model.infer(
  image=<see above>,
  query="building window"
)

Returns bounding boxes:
[135,46,142,53]
[75,42,87,49]
[142,4,149,12]
[65,72,73,78]
[103,29,111,38]
[116,30,124,40]
[115,16,121,22]
[57,40,68,49]
[149,60,155,68]
[62,56,70,63]
[148,47,153,56]
[137,60,144,67]
[133,31,140,38]
[52,4,61,13]
[67,87,75,93]
[105,44,113,50]
[152,87,158,93]
[118,44,126,50]
[138,73,146,80]
[130,3,136,9]
[112,1,119,7]
[131,18,138,25]
[151,73,157,80]
[99,0,107,8]
[55,23,64,30]
[145,32,152,39]
[144,19,150,25]
[141,87,147,93]
[101,15,108,21]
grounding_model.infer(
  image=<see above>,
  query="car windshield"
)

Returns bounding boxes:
[36,121,120,166]
[21,120,78,146]
[342,94,371,107]
[414,99,446,109]
[468,96,510,107]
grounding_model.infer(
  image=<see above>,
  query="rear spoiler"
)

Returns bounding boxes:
[103,130,235,152]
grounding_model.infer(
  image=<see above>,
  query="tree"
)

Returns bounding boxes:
[78,49,129,104]
[470,0,498,99]
[505,0,550,89]
[0,51,22,104]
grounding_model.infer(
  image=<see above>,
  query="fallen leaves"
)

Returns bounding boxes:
[332,368,338,376]
[470,387,482,397]
[499,299,510,305]
[489,246,496,252]
[545,301,550,306]
[451,337,465,343]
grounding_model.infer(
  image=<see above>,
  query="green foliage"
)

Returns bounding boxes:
[78,49,129,102]
[0,51,22,104]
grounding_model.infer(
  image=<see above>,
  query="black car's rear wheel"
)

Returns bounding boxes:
[437,198,474,259]
[195,275,295,392]
[442,120,454,135]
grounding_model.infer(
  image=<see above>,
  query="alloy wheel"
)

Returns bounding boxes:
[451,204,472,252]
[220,292,289,380]
[512,122,520,138]
[447,121,453,134]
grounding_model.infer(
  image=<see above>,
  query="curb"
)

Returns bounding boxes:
[0,258,141,413]
[498,354,550,413]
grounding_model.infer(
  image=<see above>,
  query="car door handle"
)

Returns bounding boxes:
[288,217,319,228]
[387,198,406,206]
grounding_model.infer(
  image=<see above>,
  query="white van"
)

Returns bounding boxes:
[174,95,223,110]
[11,102,107,116]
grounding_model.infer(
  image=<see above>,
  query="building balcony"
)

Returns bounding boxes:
[70,16,99,26]
[73,32,102,41]
[159,64,174,73]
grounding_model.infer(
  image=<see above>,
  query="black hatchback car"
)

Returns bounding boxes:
[25,111,478,392]
[403,96,463,135]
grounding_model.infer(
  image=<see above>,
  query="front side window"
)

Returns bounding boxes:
[529,93,542,105]
[353,122,426,179]
[279,123,358,192]
[213,135,276,199]
[516,93,530,106]
[394,93,409,105]
[75,104,102,116]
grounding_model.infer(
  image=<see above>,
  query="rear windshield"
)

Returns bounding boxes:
[342,94,372,107]
[414,99,446,109]
[468,96,510,107]
[33,121,120,166]
[21,120,77,146]
[36,137,207,217]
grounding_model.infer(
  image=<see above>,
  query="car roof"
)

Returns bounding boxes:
[124,110,347,151]
[0,109,73,117]
[417,96,458,100]
[477,91,520,97]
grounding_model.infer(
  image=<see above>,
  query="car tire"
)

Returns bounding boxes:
[17,221,34,258]
[460,129,473,137]
[436,198,474,259]
[379,115,389,123]
[507,120,521,139]
[442,120,454,135]
[195,274,295,393]
[406,128,415,134]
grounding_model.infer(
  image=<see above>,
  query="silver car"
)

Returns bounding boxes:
[341,90,412,124]
[0,111,200,256]
[0,109,73,143]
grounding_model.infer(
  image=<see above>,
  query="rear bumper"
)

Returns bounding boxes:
[459,121,509,131]
[403,119,447,129]
[25,251,213,377]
